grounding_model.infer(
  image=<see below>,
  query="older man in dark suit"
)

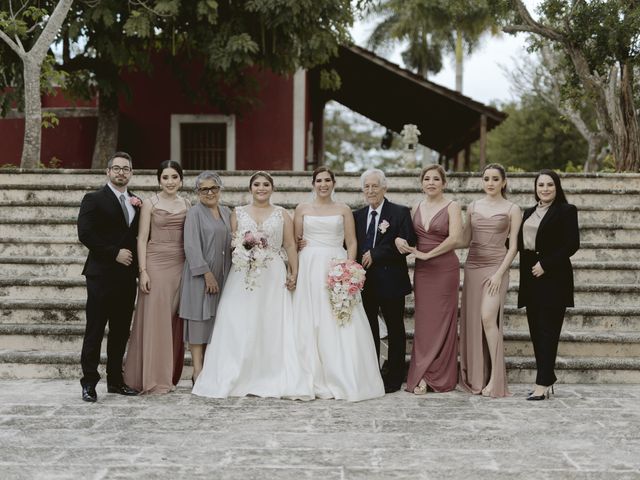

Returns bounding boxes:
[77,152,140,402]
[354,169,416,393]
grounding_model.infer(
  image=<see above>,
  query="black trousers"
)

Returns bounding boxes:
[362,287,406,386]
[526,304,566,387]
[81,274,136,387]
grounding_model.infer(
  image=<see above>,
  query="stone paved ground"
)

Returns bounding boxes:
[1,380,639,479]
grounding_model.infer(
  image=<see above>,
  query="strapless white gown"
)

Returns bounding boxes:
[293,215,385,402]
[192,207,314,400]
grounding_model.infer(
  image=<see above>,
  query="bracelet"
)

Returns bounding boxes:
[139,268,147,273]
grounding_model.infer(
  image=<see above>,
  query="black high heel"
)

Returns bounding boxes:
[526,385,553,401]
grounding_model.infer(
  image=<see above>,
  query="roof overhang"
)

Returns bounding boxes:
[312,44,507,157]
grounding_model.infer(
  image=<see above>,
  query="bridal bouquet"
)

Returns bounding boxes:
[326,259,366,327]
[232,230,272,290]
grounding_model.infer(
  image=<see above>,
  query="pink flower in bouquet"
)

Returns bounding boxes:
[327,259,366,327]
[129,196,142,207]
[242,231,268,250]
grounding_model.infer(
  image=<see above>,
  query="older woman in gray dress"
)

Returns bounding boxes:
[179,171,232,383]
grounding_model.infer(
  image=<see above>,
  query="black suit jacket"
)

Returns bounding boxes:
[77,185,140,278]
[354,198,416,299]
[517,202,579,308]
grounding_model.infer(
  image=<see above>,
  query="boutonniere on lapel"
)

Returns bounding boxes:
[378,219,390,234]
[129,196,142,208]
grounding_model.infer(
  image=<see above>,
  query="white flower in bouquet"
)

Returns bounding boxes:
[326,259,367,327]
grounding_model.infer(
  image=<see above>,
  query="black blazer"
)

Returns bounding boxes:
[77,185,140,278]
[354,198,416,299]
[517,202,579,308]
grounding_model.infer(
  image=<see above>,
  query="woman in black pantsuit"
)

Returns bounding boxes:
[517,170,579,400]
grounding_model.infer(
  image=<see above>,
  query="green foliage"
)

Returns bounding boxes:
[479,94,588,172]
[367,0,499,78]
[41,111,59,129]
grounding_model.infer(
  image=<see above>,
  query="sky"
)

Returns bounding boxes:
[350,1,540,106]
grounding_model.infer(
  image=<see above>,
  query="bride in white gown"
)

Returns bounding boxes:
[293,167,385,402]
[192,172,314,399]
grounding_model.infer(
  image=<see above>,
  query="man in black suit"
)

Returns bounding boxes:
[354,169,416,393]
[77,152,140,402]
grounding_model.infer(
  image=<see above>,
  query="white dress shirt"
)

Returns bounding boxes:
[108,182,136,226]
[366,199,385,247]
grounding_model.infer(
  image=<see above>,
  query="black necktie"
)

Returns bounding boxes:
[119,194,130,226]
[364,210,377,252]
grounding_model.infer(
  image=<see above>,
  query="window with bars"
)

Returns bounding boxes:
[180,122,227,170]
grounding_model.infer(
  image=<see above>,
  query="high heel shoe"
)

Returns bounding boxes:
[526,386,552,401]
[413,380,427,395]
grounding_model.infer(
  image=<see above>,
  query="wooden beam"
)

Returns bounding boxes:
[479,114,487,169]
[464,145,471,171]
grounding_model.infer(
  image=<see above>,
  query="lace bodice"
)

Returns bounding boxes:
[236,206,284,251]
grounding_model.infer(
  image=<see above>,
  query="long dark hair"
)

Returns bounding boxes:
[534,169,568,205]
[156,160,183,182]
[482,163,507,198]
[312,166,335,183]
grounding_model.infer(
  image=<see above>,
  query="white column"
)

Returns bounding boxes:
[292,69,306,171]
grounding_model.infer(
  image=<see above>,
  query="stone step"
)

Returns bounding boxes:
[401,306,640,334]
[0,349,193,380]
[3,217,638,241]
[0,237,87,257]
[1,236,637,262]
[0,346,636,382]
[503,331,640,357]
[2,276,637,306]
[0,257,85,277]
[2,183,640,209]
[4,296,639,337]
[3,200,640,225]
[0,299,85,325]
[403,329,640,358]
[3,254,639,283]
[505,356,640,384]
[3,169,640,190]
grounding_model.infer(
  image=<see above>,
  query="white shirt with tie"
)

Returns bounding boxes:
[366,200,385,247]
[108,182,136,226]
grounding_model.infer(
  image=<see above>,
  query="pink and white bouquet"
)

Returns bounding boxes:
[326,259,367,327]
[232,230,272,290]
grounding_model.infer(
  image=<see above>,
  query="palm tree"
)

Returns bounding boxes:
[367,0,498,93]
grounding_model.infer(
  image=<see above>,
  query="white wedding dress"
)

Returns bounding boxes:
[293,215,385,402]
[192,206,314,399]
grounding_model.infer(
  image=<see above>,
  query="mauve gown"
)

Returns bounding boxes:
[459,205,512,397]
[123,206,186,394]
[406,203,459,392]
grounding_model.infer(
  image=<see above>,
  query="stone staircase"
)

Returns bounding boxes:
[0,169,639,382]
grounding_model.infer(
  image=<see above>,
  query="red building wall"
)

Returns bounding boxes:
[118,61,294,170]
[0,91,97,169]
[1,62,295,170]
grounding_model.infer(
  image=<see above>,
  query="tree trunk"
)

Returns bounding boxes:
[583,134,606,172]
[455,30,463,92]
[91,89,120,169]
[616,63,640,172]
[21,58,43,169]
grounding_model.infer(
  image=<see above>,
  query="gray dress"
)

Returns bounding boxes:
[179,202,232,344]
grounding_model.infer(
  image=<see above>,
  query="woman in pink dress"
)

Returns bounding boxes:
[398,165,462,394]
[123,161,189,394]
[458,164,522,398]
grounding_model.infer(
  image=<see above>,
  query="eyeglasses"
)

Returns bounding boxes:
[198,186,221,195]
[109,166,132,174]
